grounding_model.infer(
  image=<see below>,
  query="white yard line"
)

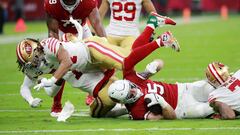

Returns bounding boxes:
[0,127,240,134]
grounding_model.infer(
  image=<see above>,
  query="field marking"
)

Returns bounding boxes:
[1,127,240,134]
[0,109,89,113]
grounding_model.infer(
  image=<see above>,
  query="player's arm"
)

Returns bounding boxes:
[20,76,42,108]
[99,0,109,21]
[54,46,73,80]
[139,59,164,79]
[142,0,157,14]
[144,93,176,120]
[88,7,107,37]
[210,101,236,120]
[46,13,59,39]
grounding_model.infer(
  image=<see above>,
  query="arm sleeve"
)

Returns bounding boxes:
[20,76,36,104]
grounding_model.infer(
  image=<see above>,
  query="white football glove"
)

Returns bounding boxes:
[34,77,57,91]
[57,101,75,122]
[29,98,42,108]
[145,61,160,74]
[144,93,168,108]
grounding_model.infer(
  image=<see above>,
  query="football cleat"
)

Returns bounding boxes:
[147,12,176,28]
[158,31,180,52]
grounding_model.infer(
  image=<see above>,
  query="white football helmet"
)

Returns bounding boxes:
[108,80,143,104]
[16,38,45,75]
[205,62,230,88]
[60,0,81,13]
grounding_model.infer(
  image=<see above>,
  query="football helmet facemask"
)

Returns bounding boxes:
[108,80,143,104]
[205,62,230,88]
[60,0,80,13]
[16,38,45,74]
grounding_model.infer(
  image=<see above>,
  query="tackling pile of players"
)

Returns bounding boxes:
[16,0,240,121]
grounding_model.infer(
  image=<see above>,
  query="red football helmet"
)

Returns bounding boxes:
[205,62,230,88]
[60,0,81,13]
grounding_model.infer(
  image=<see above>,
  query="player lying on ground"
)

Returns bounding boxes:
[16,13,178,118]
[108,59,216,120]
[206,62,240,119]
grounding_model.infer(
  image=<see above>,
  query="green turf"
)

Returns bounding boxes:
[0,15,240,135]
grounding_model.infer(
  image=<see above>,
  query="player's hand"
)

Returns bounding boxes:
[30,98,42,108]
[145,61,159,74]
[144,93,168,108]
[34,77,57,91]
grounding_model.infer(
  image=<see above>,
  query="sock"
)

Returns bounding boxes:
[132,26,154,50]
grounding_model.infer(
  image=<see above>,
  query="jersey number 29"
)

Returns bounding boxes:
[112,2,136,21]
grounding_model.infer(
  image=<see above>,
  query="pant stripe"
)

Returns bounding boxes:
[85,41,124,64]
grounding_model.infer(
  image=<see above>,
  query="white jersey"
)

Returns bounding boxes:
[26,37,113,95]
[208,70,240,112]
[106,0,142,37]
[175,80,214,118]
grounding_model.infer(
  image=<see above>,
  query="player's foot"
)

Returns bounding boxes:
[157,31,180,52]
[147,12,176,28]
[51,103,62,117]
[85,94,94,106]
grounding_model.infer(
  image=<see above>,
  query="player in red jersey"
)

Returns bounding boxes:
[108,58,216,120]
[44,0,106,38]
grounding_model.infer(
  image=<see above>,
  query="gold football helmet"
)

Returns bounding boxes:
[205,62,230,88]
[16,38,44,72]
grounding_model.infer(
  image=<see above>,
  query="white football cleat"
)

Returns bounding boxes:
[30,98,42,108]
[158,31,180,52]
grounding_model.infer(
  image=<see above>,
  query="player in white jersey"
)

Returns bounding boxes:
[16,14,179,117]
[206,62,240,119]
[99,0,158,50]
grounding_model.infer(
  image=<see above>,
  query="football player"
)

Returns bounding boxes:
[44,0,106,39]
[19,0,107,115]
[108,60,215,120]
[206,62,240,119]
[99,0,161,50]
[16,13,179,118]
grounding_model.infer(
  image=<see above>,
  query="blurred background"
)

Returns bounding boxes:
[0,0,239,21]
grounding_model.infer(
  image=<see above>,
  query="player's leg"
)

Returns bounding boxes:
[107,36,121,47]
[90,77,117,117]
[184,102,214,118]
[120,36,136,51]
[50,81,65,117]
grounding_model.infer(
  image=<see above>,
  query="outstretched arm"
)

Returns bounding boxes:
[142,0,157,14]
[46,13,59,39]
[210,101,236,120]
[99,0,109,21]
[139,59,164,79]
[88,7,107,37]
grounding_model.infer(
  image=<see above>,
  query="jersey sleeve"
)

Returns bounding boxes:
[41,37,61,57]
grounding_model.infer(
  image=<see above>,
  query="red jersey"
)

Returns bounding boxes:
[124,69,178,120]
[44,0,97,34]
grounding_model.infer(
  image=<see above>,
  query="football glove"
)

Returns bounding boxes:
[30,98,42,108]
[144,93,168,108]
[34,77,57,91]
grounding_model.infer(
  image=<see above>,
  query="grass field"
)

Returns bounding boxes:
[0,15,240,135]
